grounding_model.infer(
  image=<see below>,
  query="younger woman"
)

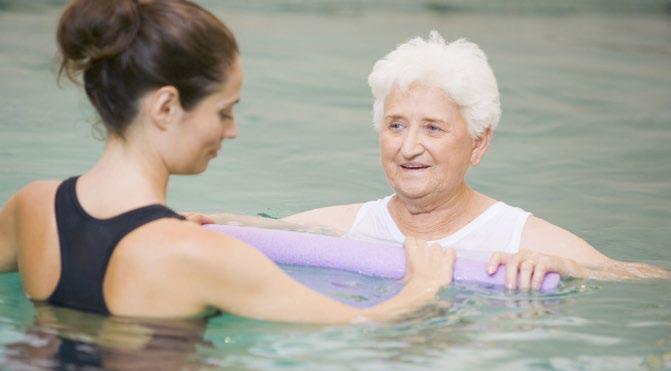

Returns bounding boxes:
[0,0,455,323]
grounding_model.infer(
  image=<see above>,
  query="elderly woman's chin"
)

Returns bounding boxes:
[389,178,438,201]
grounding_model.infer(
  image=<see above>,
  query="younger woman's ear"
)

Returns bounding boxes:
[148,86,181,131]
[470,127,493,166]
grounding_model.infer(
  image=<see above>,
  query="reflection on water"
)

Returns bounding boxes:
[0,267,584,370]
[283,265,403,308]
[4,304,213,370]
[196,275,581,370]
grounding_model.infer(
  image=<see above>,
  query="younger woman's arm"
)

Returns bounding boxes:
[178,227,454,324]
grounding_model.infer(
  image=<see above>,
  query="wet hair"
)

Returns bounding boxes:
[368,31,501,138]
[57,0,239,137]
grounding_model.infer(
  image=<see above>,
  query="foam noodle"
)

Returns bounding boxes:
[204,224,560,291]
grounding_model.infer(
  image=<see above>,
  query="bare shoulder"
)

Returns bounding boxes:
[13,180,61,226]
[14,180,61,208]
[106,218,265,316]
[282,203,363,233]
[1,180,61,273]
[11,180,61,224]
[114,218,258,269]
[521,215,610,266]
[118,218,228,257]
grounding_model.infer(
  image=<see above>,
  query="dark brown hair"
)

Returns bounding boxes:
[57,0,239,137]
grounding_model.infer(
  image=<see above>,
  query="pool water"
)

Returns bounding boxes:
[1,0,671,369]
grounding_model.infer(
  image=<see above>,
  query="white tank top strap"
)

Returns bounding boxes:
[506,207,532,253]
[378,195,405,242]
[349,198,373,228]
[345,195,403,244]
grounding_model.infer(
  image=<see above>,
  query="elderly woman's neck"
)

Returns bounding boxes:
[389,186,495,240]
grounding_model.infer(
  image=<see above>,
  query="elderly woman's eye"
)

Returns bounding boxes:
[388,122,404,130]
[426,124,443,133]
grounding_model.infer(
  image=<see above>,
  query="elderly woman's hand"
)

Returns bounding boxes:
[487,249,588,291]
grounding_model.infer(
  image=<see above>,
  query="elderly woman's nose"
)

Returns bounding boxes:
[400,128,423,157]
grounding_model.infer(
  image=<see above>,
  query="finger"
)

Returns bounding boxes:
[190,215,205,225]
[403,237,415,252]
[182,212,212,225]
[531,263,548,290]
[488,252,502,275]
[427,242,444,257]
[443,247,457,268]
[444,248,456,284]
[518,260,534,291]
[402,237,417,282]
[505,254,521,290]
[199,215,215,225]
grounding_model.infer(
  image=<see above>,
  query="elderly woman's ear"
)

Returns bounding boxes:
[470,127,493,166]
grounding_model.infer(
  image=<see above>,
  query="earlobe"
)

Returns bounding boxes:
[148,86,181,131]
[470,127,493,166]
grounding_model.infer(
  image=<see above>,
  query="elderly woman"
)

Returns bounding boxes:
[278,32,670,289]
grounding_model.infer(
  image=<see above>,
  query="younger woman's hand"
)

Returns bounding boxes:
[487,249,587,291]
[403,237,456,290]
[180,212,215,225]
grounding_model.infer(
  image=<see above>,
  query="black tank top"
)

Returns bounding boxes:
[48,176,186,314]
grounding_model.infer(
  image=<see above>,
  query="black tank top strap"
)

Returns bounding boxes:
[48,176,186,314]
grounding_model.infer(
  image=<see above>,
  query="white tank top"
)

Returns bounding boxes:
[344,195,532,261]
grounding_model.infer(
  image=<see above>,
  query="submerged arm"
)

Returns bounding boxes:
[281,203,363,235]
[201,212,342,235]
[182,203,363,236]
[521,216,670,280]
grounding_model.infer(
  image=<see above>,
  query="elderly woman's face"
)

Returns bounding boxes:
[380,83,476,201]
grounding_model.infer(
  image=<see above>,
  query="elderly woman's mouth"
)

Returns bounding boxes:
[400,163,430,171]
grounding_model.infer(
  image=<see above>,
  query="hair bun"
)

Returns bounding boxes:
[57,0,141,80]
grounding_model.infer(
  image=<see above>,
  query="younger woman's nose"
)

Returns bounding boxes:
[224,120,238,139]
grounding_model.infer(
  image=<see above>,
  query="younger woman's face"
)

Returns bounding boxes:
[170,58,244,174]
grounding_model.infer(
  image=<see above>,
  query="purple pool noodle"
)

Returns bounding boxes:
[204,224,560,291]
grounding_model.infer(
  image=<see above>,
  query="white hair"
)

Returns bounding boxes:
[368,31,501,138]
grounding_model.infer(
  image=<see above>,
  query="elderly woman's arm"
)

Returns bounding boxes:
[281,204,362,234]
[520,216,671,280]
[0,194,19,272]
[181,208,353,236]
[182,204,362,235]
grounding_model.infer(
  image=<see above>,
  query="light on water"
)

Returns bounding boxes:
[1,0,671,369]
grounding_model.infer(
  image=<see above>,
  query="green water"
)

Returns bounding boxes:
[1,0,671,369]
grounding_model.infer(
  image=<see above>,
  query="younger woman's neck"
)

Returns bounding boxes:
[80,134,170,209]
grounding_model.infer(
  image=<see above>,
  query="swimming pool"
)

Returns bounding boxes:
[1,0,670,369]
